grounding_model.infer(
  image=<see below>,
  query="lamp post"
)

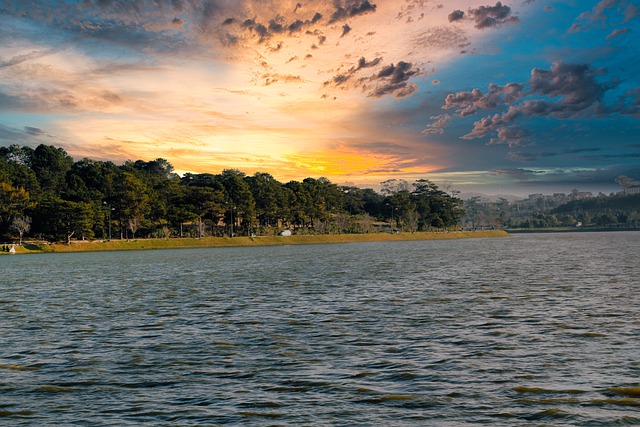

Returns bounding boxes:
[386,203,395,233]
[227,203,236,237]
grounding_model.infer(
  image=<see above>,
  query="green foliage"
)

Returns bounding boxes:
[465,192,640,230]
[0,144,466,242]
[32,198,95,243]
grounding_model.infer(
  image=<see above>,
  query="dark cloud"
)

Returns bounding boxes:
[5,0,192,53]
[449,2,519,29]
[444,83,524,117]
[366,61,421,98]
[325,58,421,98]
[328,0,377,24]
[0,124,55,146]
[24,126,45,136]
[324,56,383,86]
[528,63,615,116]
[311,12,324,24]
[448,62,623,141]
[448,10,465,22]
[469,2,519,29]
[341,23,352,37]
[231,9,326,43]
[488,126,530,147]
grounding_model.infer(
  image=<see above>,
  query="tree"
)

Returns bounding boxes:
[0,183,35,233]
[220,169,255,235]
[128,217,141,239]
[403,210,419,233]
[302,177,344,227]
[11,216,31,244]
[32,198,94,243]
[342,186,366,215]
[185,185,226,237]
[110,171,150,239]
[246,172,286,228]
[380,179,410,196]
[31,144,73,195]
[411,179,463,230]
[0,183,28,219]
[284,180,312,229]
[0,150,40,195]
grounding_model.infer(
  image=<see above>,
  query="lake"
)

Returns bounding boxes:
[1,232,639,426]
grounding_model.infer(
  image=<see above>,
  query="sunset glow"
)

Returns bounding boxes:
[1,1,639,195]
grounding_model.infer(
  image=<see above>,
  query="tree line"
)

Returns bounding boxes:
[462,193,640,230]
[0,144,464,243]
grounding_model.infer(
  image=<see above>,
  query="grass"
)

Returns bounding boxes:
[5,230,509,255]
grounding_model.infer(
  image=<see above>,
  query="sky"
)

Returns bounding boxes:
[1,0,639,197]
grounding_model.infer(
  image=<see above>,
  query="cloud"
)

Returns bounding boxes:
[576,0,621,24]
[421,114,451,135]
[527,63,615,116]
[623,3,639,22]
[446,62,623,141]
[0,49,58,69]
[448,10,465,23]
[365,61,422,98]
[412,26,469,50]
[261,73,305,86]
[328,0,378,24]
[488,126,530,147]
[204,1,378,46]
[24,126,45,136]
[341,24,352,37]
[570,0,638,33]
[448,2,519,30]
[324,57,421,98]
[489,168,544,178]
[0,124,59,146]
[605,28,631,39]
[444,83,524,116]
[470,2,520,29]
[324,56,383,87]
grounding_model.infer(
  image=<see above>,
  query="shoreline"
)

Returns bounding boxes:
[4,230,509,255]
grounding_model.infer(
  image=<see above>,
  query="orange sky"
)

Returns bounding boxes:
[2,1,639,194]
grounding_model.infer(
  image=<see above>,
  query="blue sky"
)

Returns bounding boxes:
[1,0,639,196]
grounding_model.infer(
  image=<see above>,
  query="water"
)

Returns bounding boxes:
[1,232,639,426]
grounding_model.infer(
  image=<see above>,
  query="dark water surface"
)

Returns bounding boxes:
[1,232,639,426]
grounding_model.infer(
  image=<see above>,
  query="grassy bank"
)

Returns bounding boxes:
[6,230,508,254]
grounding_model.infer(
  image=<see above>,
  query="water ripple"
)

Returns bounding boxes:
[1,232,639,425]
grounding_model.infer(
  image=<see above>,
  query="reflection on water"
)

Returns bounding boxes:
[1,232,639,425]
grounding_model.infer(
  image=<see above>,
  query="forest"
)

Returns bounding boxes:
[462,191,640,230]
[0,144,464,243]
